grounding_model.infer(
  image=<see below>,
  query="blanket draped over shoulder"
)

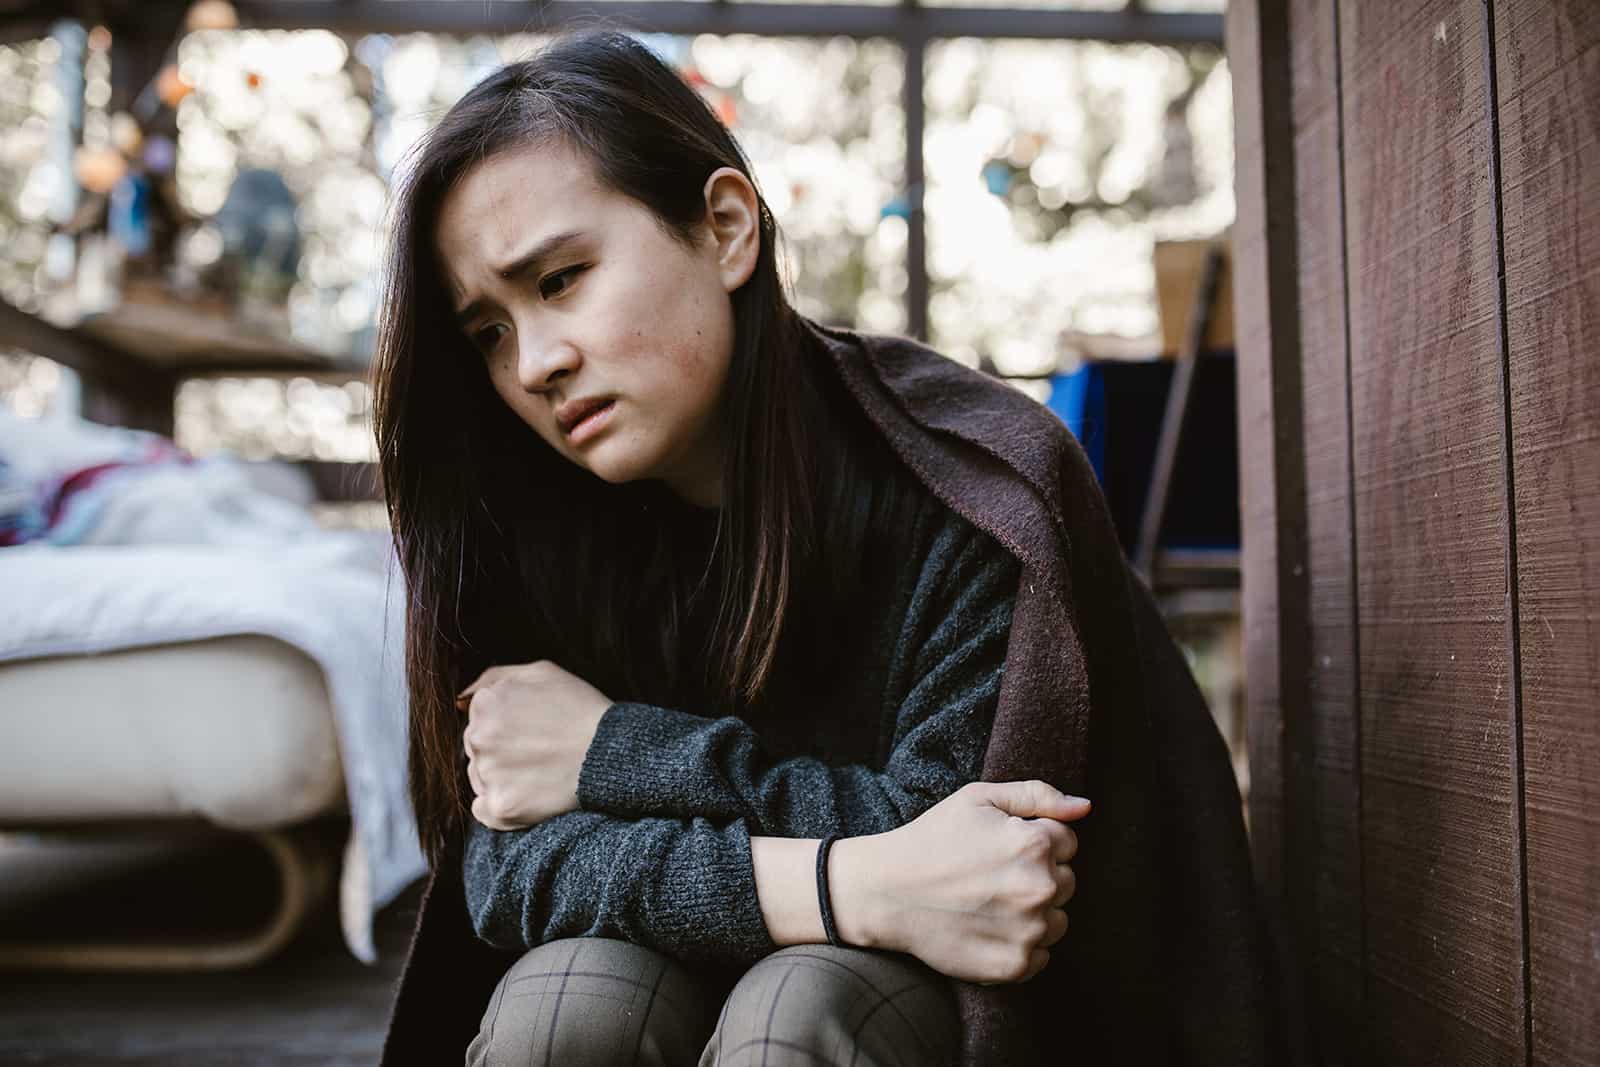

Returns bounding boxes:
[379,321,1291,1065]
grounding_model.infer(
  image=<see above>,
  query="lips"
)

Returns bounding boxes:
[555,396,614,435]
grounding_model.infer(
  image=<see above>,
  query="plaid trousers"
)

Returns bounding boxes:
[465,937,961,1066]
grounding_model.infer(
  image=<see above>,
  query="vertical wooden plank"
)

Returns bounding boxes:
[1340,0,1527,1063]
[1229,0,1279,894]
[1494,3,1600,1063]
[1227,0,1310,917]
[1228,13,1325,1059]
[1287,0,1364,1060]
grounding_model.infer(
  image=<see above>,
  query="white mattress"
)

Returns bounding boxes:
[0,635,345,828]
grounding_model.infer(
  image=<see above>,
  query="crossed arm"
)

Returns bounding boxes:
[458,516,1081,980]
[460,600,1009,967]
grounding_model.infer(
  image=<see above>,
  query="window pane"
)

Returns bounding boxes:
[177,29,387,357]
[176,29,562,362]
[0,34,73,317]
[682,34,906,333]
[923,38,1231,374]
[171,30,550,458]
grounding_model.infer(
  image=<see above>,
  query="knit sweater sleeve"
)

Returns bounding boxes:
[575,507,1019,838]
[462,810,778,966]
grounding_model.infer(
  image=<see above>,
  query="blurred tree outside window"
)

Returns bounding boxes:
[175,28,387,358]
[678,35,906,334]
[0,30,85,418]
[925,39,1231,375]
[0,36,67,317]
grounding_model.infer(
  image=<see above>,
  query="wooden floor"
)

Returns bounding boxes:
[0,879,424,1066]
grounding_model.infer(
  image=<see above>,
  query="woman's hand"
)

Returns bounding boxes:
[456,660,612,831]
[832,780,1089,985]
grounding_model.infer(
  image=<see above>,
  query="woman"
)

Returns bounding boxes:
[374,29,1280,1067]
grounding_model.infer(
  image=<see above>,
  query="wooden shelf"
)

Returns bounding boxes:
[70,283,352,376]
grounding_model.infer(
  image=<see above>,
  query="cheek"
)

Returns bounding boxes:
[667,290,731,390]
[668,329,710,379]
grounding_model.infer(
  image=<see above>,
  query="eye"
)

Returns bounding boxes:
[471,322,508,354]
[540,264,587,300]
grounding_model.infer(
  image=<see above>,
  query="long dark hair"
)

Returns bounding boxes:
[372,29,919,865]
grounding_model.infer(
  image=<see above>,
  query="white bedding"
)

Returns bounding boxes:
[0,406,427,962]
[0,535,425,964]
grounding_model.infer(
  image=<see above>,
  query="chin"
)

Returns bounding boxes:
[577,444,656,489]
[579,461,635,487]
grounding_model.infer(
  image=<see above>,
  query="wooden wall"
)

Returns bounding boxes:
[1229,2,1598,1064]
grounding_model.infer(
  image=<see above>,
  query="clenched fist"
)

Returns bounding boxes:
[837,779,1089,985]
[457,660,612,830]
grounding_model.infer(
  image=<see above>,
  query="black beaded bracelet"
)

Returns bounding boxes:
[815,834,844,947]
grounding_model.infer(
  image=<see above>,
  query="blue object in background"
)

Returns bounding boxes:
[1043,354,1240,554]
[1045,364,1106,483]
[981,160,1013,197]
[879,195,911,221]
[108,174,151,257]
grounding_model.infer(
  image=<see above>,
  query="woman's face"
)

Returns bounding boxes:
[434,141,759,508]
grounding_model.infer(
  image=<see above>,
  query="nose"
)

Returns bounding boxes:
[515,329,580,393]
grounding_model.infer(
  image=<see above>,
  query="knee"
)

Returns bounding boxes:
[717,946,861,1035]
[467,938,701,1067]
[711,945,960,1067]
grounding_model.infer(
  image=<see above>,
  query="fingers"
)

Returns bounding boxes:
[1016,912,1069,982]
[1041,906,1069,948]
[456,664,514,709]
[976,910,1070,985]
[1028,819,1079,864]
[471,793,511,831]
[1051,862,1077,908]
[465,754,485,798]
[978,780,1091,823]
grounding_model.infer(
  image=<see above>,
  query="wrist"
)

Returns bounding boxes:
[827,834,897,952]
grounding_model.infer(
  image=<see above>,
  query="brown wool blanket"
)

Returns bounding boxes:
[379,320,1291,1065]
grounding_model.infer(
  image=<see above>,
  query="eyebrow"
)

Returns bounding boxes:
[451,228,587,325]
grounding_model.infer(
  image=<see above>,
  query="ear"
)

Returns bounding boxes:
[700,167,760,293]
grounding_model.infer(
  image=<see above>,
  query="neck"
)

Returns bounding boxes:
[661,443,723,508]
[662,400,728,507]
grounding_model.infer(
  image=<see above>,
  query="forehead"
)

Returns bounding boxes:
[433,141,607,294]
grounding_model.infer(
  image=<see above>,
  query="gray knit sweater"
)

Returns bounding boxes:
[462,492,1020,968]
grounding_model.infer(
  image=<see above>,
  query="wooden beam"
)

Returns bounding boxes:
[230,1,1224,44]
[903,35,927,341]
[0,295,178,432]
[1227,0,1315,1052]
[1493,1,1600,1061]
[1284,0,1365,1058]
[1341,0,1525,1060]
[0,296,161,396]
